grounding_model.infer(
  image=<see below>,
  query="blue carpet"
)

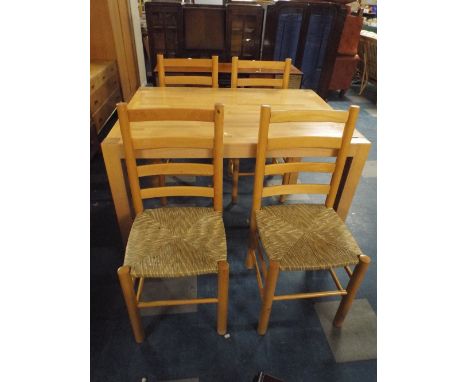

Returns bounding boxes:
[91,85,377,381]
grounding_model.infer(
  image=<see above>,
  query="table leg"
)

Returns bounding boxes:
[102,141,133,243]
[334,144,370,220]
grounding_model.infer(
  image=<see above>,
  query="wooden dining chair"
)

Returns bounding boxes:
[229,56,292,204]
[247,104,370,335]
[116,102,229,343]
[230,56,292,89]
[155,54,219,205]
[157,54,219,88]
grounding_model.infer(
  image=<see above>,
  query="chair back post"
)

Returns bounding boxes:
[213,103,224,211]
[157,54,165,87]
[212,56,219,88]
[231,56,239,88]
[249,105,271,233]
[282,58,292,89]
[325,105,360,208]
[117,102,144,214]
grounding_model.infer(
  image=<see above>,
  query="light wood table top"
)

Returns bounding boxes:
[105,87,369,158]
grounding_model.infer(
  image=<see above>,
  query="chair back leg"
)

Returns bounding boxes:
[231,159,240,204]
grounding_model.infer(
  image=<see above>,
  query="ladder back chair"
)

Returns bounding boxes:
[157,54,219,88]
[247,104,371,335]
[116,102,229,343]
[229,56,292,204]
[231,56,292,89]
[155,54,219,205]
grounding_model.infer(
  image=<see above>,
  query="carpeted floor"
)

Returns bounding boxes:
[90,83,377,382]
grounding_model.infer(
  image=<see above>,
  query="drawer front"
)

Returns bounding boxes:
[90,74,120,114]
[92,88,121,134]
[90,61,118,93]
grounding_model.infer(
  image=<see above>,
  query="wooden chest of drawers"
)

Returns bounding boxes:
[90,60,122,134]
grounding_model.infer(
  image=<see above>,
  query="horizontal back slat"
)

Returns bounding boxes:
[137,163,214,177]
[237,60,286,69]
[270,110,349,123]
[264,162,336,175]
[262,184,331,197]
[268,136,342,150]
[266,148,339,158]
[164,76,213,86]
[127,108,214,122]
[163,58,214,67]
[140,186,214,199]
[133,137,214,150]
[237,78,284,88]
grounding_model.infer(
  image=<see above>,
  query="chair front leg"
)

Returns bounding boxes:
[117,266,145,343]
[217,261,229,335]
[333,255,371,327]
[258,260,280,335]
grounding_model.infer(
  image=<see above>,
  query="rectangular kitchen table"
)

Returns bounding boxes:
[101,87,371,242]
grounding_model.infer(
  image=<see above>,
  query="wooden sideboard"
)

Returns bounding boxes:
[144,0,349,98]
[91,60,122,135]
[91,0,139,102]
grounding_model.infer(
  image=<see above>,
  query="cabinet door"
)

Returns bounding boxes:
[263,1,347,98]
[183,6,226,57]
[226,4,264,60]
[300,4,337,90]
[263,1,309,65]
[145,2,183,71]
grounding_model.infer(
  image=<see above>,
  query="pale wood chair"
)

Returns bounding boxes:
[116,102,229,343]
[157,54,219,88]
[229,56,292,204]
[230,56,292,89]
[155,54,219,205]
[247,104,370,335]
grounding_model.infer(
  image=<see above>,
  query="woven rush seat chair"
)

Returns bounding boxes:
[125,207,226,278]
[229,56,292,204]
[256,204,362,271]
[116,102,229,343]
[247,104,371,335]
